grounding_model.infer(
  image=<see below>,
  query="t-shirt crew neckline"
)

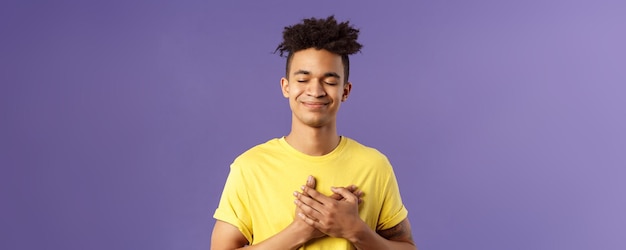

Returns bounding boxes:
[278,136,348,162]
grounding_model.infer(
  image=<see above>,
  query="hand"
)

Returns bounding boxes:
[295,185,364,239]
[293,176,363,241]
[309,175,364,204]
[292,176,325,240]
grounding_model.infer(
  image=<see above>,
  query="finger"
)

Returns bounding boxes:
[354,189,363,197]
[297,212,326,233]
[302,176,316,199]
[294,192,324,217]
[302,185,332,205]
[344,191,364,204]
[355,191,364,205]
[346,185,364,198]
[330,185,361,200]
[329,192,343,200]
[330,186,358,203]
[306,175,317,189]
[297,212,320,227]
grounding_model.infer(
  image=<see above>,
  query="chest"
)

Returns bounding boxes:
[244,164,383,240]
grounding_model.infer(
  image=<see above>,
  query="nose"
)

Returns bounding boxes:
[306,79,326,97]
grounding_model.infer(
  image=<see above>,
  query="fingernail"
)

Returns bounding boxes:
[300,185,305,190]
[308,175,313,183]
[293,191,298,197]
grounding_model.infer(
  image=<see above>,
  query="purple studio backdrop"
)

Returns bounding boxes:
[1,0,625,250]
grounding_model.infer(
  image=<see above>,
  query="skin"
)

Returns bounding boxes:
[295,185,416,249]
[210,48,416,249]
[211,176,363,250]
[280,48,351,156]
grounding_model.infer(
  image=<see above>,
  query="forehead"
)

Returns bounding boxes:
[289,48,344,75]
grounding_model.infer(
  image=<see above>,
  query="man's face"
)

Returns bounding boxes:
[281,48,351,128]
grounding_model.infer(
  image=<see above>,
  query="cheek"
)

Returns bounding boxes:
[289,88,304,100]
[288,95,300,107]
[332,89,345,100]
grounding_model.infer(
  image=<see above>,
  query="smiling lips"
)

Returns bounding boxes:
[301,101,329,109]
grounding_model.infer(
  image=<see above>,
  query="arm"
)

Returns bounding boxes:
[295,186,416,250]
[352,218,417,250]
[211,176,364,250]
[210,220,248,249]
[210,218,314,250]
[210,177,321,250]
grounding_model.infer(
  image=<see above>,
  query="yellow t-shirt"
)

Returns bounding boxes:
[213,136,408,249]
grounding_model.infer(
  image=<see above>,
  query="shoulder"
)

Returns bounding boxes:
[236,137,282,156]
[343,137,392,166]
[344,137,389,159]
[231,137,283,167]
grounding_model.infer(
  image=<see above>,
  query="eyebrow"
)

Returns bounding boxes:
[293,70,341,79]
[324,72,341,78]
[293,70,310,76]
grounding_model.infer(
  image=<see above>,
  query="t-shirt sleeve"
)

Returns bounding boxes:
[376,159,409,231]
[213,163,253,243]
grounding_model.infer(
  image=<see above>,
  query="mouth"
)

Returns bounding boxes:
[301,101,329,109]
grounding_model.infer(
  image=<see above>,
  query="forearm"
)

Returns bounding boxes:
[348,221,417,250]
[232,222,310,250]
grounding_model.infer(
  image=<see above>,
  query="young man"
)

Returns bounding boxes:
[211,16,416,250]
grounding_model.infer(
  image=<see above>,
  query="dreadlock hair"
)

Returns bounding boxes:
[275,16,363,84]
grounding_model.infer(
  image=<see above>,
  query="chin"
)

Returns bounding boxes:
[300,118,330,128]
[293,112,335,128]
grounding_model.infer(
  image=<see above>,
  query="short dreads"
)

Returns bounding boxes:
[275,16,363,83]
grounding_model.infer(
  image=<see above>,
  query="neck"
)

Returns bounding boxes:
[285,121,340,156]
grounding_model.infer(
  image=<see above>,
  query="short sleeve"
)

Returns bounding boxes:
[213,163,253,242]
[376,160,409,231]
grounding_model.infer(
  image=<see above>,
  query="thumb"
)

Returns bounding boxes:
[306,175,317,189]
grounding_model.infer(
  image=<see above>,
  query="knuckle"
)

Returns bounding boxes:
[328,201,337,209]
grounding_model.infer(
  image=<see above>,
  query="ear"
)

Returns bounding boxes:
[341,81,352,102]
[280,77,289,98]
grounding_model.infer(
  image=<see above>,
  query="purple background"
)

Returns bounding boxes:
[2,0,625,249]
